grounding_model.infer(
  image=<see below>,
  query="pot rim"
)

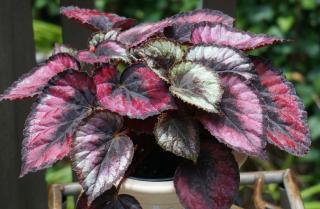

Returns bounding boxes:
[121,177,175,194]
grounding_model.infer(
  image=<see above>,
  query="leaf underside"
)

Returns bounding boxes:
[117,20,172,47]
[94,64,176,119]
[135,38,185,82]
[0,53,79,101]
[174,139,240,209]
[169,61,223,113]
[76,187,142,209]
[78,40,128,64]
[199,74,265,157]
[73,111,134,204]
[186,45,254,80]
[21,70,95,176]
[191,23,284,50]
[251,57,311,156]
[154,113,200,161]
[164,9,234,42]
[60,6,135,31]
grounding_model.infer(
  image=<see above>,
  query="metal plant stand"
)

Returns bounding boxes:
[48,169,304,209]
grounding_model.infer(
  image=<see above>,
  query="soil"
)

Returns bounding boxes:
[131,142,184,180]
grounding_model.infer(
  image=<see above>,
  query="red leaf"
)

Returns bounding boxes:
[164,9,234,42]
[78,40,129,64]
[252,57,311,156]
[94,64,176,119]
[118,20,172,47]
[0,53,79,101]
[191,23,284,50]
[20,70,95,176]
[174,140,240,209]
[76,187,142,209]
[73,111,134,203]
[199,74,265,157]
[60,6,135,31]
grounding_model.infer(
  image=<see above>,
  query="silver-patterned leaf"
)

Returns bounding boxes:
[169,61,223,113]
[72,111,134,204]
[186,45,254,80]
[154,113,199,161]
[135,38,185,82]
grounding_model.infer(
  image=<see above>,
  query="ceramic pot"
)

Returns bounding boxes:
[119,151,247,209]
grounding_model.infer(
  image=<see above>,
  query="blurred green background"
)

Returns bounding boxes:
[32,0,320,208]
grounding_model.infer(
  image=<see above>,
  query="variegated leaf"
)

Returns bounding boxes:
[135,38,185,82]
[191,23,284,50]
[60,6,135,31]
[89,30,119,48]
[174,139,240,209]
[78,40,129,64]
[154,113,199,161]
[73,111,134,204]
[169,61,223,113]
[0,53,79,101]
[52,44,77,56]
[21,70,95,176]
[94,64,176,119]
[164,9,234,42]
[186,45,254,80]
[251,57,311,156]
[199,74,265,157]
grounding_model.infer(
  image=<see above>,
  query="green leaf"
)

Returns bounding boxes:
[135,38,185,82]
[154,113,199,161]
[301,0,317,10]
[169,61,223,113]
[308,116,320,140]
[277,16,294,33]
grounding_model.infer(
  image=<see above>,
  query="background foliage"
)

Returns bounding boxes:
[31,0,320,208]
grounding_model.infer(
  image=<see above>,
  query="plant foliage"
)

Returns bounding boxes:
[1,5,311,209]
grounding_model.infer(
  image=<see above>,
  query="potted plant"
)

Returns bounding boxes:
[0,6,311,209]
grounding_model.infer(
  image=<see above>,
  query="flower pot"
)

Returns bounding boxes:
[119,151,247,209]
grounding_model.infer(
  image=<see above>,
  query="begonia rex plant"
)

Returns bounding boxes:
[0,6,311,209]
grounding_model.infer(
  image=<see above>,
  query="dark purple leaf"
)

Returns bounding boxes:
[73,111,134,203]
[76,187,142,209]
[78,40,129,64]
[135,38,185,82]
[0,53,79,101]
[21,70,95,176]
[154,113,199,161]
[186,45,254,80]
[174,139,240,209]
[60,6,135,31]
[251,57,311,156]
[94,64,176,119]
[191,23,285,50]
[164,9,234,42]
[199,74,265,157]
[118,20,172,47]
[125,116,157,135]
